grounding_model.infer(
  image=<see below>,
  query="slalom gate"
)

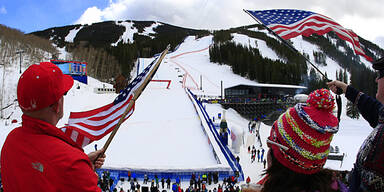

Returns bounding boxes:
[96,89,243,191]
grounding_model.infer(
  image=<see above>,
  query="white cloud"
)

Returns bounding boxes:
[374,36,384,50]
[75,0,384,42]
[0,6,7,14]
[75,6,104,25]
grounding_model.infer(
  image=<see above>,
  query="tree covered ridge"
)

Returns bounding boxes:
[0,24,57,67]
[15,20,384,97]
[31,20,209,82]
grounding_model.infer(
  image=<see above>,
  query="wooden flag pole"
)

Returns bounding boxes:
[96,45,170,162]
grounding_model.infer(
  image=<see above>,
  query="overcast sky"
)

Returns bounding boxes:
[1,0,384,49]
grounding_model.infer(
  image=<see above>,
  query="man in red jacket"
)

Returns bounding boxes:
[1,62,106,191]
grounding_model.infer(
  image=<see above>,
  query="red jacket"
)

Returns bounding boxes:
[1,115,100,192]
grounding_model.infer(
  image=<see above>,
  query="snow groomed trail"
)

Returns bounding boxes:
[84,40,244,190]
[168,38,244,180]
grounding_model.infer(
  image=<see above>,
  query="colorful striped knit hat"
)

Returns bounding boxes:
[269,88,339,174]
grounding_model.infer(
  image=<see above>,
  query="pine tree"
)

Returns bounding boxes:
[346,101,360,119]
[343,69,348,83]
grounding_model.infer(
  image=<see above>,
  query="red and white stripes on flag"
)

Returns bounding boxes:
[62,57,159,148]
[246,9,373,62]
[62,95,135,148]
[230,130,236,141]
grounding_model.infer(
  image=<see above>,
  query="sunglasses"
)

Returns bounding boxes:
[266,138,289,151]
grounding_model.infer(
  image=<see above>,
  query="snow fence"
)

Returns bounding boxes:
[185,88,244,182]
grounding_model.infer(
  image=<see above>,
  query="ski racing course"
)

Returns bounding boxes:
[77,39,243,189]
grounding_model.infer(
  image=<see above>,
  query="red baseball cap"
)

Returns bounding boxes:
[17,62,74,111]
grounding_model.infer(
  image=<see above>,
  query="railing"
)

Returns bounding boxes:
[186,88,244,181]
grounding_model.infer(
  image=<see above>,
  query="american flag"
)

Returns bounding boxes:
[231,130,236,141]
[61,57,159,148]
[246,9,372,62]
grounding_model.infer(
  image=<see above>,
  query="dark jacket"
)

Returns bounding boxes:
[345,86,382,127]
[345,86,384,192]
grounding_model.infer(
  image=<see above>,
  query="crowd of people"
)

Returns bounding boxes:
[248,146,266,169]
[202,96,295,105]
[99,172,244,192]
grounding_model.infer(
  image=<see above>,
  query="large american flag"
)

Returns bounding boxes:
[246,9,372,62]
[61,57,159,148]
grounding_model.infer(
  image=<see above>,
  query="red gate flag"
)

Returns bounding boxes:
[61,57,160,148]
[246,9,373,62]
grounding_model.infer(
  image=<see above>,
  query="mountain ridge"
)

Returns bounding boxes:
[4,19,384,97]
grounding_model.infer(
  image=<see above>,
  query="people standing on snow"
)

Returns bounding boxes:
[0,62,106,191]
[257,134,262,147]
[198,176,202,189]
[161,177,165,188]
[248,120,253,133]
[250,153,254,163]
[251,146,256,163]
[328,57,384,192]
[130,180,136,191]
[260,148,265,162]
[257,149,260,162]
[208,172,212,185]
[166,178,171,189]
[253,89,347,192]
[109,177,114,189]
[128,171,132,181]
[144,174,148,184]
[263,159,266,169]
[218,184,223,192]
[172,182,178,192]
[190,177,194,188]
[215,172,219,184]
[132,172,137,182]
[155,175,159,188]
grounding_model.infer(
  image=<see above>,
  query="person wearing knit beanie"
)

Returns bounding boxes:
[328,58,384,192]
[261,88,347,192]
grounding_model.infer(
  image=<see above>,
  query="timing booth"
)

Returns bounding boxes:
[51,60,88,84]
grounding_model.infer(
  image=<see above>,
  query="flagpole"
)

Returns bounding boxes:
[96,45,170,162]
[243,9,329,80]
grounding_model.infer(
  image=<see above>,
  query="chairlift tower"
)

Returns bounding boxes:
[0,61,5,119]
[15,49,24,74]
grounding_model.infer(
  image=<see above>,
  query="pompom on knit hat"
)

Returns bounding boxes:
[269,88,339,174]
